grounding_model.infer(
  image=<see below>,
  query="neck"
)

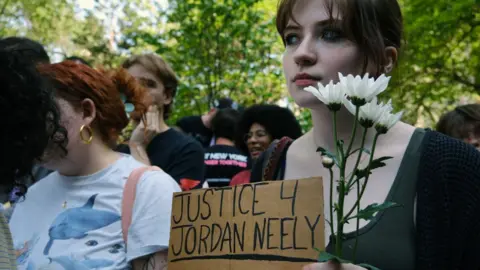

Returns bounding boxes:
[311,105,376,152]
[157,113,170,133]
[215,137,234,146]
[60,141,121,177]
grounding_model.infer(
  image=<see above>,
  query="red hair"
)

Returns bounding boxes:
[37,61,149,145]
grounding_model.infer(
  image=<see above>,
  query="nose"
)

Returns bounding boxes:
[293,36,317,67]
[247,135,258,145]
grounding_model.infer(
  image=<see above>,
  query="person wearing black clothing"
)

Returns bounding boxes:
[204,109,249,187]
[0,37,53,205]
[117,54,205,191]
[176,98,242,148]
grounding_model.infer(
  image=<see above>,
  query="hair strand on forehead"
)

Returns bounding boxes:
[276,0,403,76]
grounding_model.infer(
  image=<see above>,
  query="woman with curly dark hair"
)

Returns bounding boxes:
[229,104,302,185]
[0,48,66,269]
[9,61,180,270]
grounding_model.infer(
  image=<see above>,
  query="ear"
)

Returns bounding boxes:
[163,91,173,106]
[80,98,96,126]
[384,46,398,74]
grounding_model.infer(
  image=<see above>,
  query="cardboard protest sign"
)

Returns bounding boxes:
[168,177,324,270]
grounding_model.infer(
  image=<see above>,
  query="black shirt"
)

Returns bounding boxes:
[204,145,249,187]
[117,128,205,190]
[176,116,212,148]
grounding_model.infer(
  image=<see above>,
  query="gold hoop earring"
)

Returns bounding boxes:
[79,125,93,144]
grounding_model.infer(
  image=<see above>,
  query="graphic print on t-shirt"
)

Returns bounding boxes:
[204,145,249,187]
[15,194,120,270]
[43,194,120,256]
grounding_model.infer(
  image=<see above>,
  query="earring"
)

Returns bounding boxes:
[79,125,93,144]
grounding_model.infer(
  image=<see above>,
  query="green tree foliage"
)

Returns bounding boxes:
[120,0,286,123]
[387,0,480,126]
[2,0,478,130]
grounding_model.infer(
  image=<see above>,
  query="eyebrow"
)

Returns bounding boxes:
[284,18,343,32]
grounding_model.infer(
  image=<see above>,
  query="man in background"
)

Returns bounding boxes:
[118,53,205,191]
[176,98,243,148]
[204,109,249,187]
[437,103,480,151]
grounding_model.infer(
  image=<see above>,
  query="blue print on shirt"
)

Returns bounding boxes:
[43,194,121,255]
[49,255,114,270]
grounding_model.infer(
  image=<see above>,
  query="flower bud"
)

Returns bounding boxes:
[322,156,334,168]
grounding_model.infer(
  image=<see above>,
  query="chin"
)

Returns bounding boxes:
[289,89,323,109]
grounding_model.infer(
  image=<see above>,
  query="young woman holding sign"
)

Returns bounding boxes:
[251,0,480,269]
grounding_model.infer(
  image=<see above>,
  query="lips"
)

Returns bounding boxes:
[293,73,322,87]
[249,146,265,158]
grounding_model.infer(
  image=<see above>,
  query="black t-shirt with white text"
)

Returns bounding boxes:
[117,128,205,190]
[204,145,249,187]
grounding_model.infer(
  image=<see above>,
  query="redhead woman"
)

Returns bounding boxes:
[251,0,480,269]
[9,61,180,270]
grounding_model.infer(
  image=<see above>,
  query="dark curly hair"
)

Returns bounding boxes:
[0,48,67,189]
[235,104,303,153]
[0,37,50,64]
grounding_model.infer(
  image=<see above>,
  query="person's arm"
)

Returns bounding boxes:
[126,170,180,268]
[132,251,168,270]
[129,142,151,165]
[168,141,205,191]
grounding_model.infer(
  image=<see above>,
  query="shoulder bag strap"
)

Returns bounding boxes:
[261,136,293,181]
[121,166,161,245]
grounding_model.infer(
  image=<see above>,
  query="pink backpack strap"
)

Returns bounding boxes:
[122,166,161,245]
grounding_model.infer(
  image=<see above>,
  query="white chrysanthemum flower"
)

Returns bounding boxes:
[304,80,346,111]
[356,97,393,128]
[375,111,403,134]
[338,72,391,105]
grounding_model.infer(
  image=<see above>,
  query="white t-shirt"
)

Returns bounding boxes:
[9,155,180,270]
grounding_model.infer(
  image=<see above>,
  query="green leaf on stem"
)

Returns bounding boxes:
[354,156,393,179]
[350,201,400,221]
[316,147,335,157]
[317,251,351,264]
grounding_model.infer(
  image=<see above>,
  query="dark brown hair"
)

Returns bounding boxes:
[276,0,403,73]
[37,61,149,146]
[122,54,178,120]
[436,104,480,140]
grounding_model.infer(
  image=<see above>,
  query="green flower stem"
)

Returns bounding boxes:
[346,106,360,158]
[332,112,346,257]
[343,132,381,221]
[328,167,335,244]
[353,177,361,262]
[333,112,340,162]
[348,127,368,262]
[347,127,369,190]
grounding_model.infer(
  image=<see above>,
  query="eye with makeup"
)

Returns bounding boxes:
[318,26,345,42]
[284,33,300,46]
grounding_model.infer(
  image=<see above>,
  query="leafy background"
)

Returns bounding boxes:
[1,0,478,131]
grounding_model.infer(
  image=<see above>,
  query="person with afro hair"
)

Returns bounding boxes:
[230,104,302,185]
